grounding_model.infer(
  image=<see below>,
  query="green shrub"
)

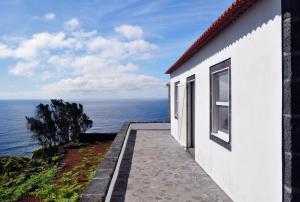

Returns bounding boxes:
[0,174,10,188]
[35,183,58,201]
[60,171,73,186]
[0,157,30,177]
[59,184,81,201]
[32,147,59,160]
[0,161,3,175]
[34,169,82,202]
[0,166,57,202]
[27,158,46,169]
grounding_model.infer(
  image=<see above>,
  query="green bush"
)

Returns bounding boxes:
[59,184,81,201]
[27,158,46,169]
[32,147,59,160]
[34,169,82,202]
[0,174,9,187]
[0,165,57,201]
[0,157,30,177]
[35,183,58,202]
[0,161,3,175]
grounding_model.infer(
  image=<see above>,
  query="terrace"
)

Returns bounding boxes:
[81,123,232,202]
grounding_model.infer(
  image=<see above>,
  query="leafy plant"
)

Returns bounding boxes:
[60,171,73,185]
[0,140,109,202]
[0,166,57,201]
[35,183,58,201]
[32,146,58,160]
[35,169,82,202]
[0,157,30,178]
[60,184,81,200]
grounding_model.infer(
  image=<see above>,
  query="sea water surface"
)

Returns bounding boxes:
[0,99,168,156]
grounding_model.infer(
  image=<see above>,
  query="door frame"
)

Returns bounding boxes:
[186,75,195,157]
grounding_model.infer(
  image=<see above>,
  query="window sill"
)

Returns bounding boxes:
[211,131,229,142]
[210,132,231,151]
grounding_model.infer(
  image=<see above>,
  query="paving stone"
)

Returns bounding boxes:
[111,128,232,202]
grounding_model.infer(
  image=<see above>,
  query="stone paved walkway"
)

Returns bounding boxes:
[111,126,232,202]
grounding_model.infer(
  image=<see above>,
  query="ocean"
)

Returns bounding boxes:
[0,99,168,157]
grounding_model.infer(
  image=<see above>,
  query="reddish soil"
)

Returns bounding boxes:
[21,195,41,202]
[20,141,112,202]
[58,141,112,187]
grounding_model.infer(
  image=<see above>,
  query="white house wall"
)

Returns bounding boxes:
[169,0,282,201]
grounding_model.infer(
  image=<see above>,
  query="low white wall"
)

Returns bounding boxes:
[169,0,282,201]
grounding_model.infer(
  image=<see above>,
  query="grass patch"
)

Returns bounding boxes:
[35,170,82,202]
[0,141,111,202]
[0,165,57,201]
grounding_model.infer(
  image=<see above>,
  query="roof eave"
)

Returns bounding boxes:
[165,0,259,74]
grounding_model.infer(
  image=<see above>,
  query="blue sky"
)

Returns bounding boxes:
[0,0,234,100]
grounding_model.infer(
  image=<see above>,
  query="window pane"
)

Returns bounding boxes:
[217,71,229,102]
[218,106,229,133]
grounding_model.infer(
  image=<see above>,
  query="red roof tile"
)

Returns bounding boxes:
[165,0,259,74]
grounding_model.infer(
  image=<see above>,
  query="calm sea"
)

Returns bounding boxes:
[0,99,168,157]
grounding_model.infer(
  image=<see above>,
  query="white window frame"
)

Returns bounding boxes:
[210,59,231,151]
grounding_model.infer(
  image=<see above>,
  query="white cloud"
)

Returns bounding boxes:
[48,55,73,68]
[0,32,78,60]
[44,13,56,21]
[115,63,139,73]
[125,39,158,59]
[14,32,64,59]
[87,36,111,51]
[86,37,158,60]
[0,25,165,99]
[64,18,80,30]
[115,24,143,39]
[71,30,97,38]
[9,61,39,77]
[0,44,13,58]
[42,73,164,95]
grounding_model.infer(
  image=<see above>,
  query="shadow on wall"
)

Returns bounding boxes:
[110,130,137,201]
[171,0,281,77]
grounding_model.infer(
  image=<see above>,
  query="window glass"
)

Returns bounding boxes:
[210,59,231,149]
[218,106,229,133]
[217,71,229,102]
